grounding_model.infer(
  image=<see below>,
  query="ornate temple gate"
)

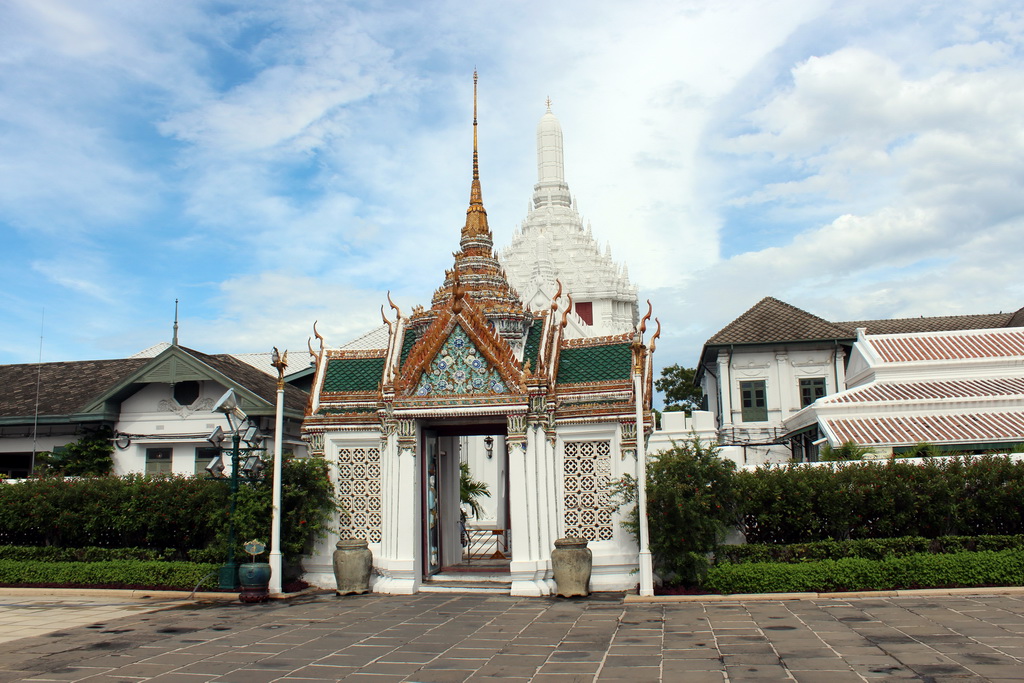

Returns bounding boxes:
[300,76,656,595]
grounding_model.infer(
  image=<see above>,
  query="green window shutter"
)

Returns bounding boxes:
[740,380,767,422]
[799,377,826,407]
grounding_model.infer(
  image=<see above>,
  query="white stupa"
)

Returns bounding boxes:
[499,100,638,338]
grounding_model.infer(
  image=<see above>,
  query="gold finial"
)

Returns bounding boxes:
[545,96,551,112]
[463,70,489,238]
[473,70,479,182]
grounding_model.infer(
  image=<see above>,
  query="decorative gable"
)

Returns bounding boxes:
[414,325,507,396]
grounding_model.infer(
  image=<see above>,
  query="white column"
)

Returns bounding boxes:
[634,370,654,597]
[717,350,733,428]
[269,381,285,595]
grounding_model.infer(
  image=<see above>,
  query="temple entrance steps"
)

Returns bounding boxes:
[420,558,511,594]
[419,574,512,594]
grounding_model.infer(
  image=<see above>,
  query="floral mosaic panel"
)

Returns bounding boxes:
[415,325,507,396]
[336,447,382,543]
[563,440,614,542]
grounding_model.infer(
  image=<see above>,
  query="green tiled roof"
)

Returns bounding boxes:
[323,357,385,393]
[399,328,419,369]
[556,344,632,384]
[522,317,543,370]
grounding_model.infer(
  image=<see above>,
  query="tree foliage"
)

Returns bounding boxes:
[35,427,114,476]
[459,462,491,522]
[654,364,703,414]
[819,441,874,461]
[613,437,738,585]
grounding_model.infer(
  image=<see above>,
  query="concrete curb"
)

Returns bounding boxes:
[623,585,1024,603]
[0,586,325,602]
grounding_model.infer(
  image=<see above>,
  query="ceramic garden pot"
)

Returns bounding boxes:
[333,538,372,595]
[551,537,592,597]
[238,562,271,603]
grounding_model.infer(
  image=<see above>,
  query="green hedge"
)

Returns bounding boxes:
[0,545,224,564]
[735,456,1024,544]
[0,560,221,591]
[0,475,227,551]
[704,549,1024,594]
[717,535,1024,564]
[0,458,339,562]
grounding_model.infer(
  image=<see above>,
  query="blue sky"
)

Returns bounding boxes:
[2,0,1024,385]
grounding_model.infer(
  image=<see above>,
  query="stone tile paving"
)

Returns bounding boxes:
[0,592,1023,681]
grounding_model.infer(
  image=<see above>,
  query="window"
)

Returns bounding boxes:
[173,380,200,406]
[740,380,767,422]
[574,301,593,326]
[0,453,33,479]
[800,377,826,407]
[194,447,221,475]
[145,448,172,475]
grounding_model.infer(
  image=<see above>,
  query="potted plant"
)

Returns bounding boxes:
[238,540,271,603]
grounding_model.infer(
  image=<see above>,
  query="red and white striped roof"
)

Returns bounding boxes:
[824,377,1024,404]
[868,329,1024,363]
[826,412,1024,446]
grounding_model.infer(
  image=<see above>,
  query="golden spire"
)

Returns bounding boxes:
[463,70,489,240]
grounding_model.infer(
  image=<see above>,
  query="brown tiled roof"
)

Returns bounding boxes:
[0,358,148,418]
[0,346,309,421]
[707,297,853,346]
[180,347,309,414]
[838,313,1016,335]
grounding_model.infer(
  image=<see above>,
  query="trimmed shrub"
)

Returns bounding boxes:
[0,560,221,591]
[0,456,339,564]
[735,456,1024,544]
[716,535,1024,565]
[704,549,1024,594]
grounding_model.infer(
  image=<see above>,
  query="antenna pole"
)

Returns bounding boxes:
[31,310,44,469]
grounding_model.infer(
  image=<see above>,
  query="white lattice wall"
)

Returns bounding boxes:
[562,440,614,542]
[336,447,382,543]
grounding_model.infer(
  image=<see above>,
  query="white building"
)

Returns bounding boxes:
[0,343,308,478]
[786,326,1024,458]
[691,297,1024,466]
[499,102,638,338]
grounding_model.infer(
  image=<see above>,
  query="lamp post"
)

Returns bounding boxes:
[220,429,242,590]
[210,388,251,591]
[269,347,288,596]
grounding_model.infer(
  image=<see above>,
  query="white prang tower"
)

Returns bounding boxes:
[499,100,638,339]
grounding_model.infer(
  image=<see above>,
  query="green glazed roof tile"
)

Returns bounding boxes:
[323,357,385,393]
[556,343,632,385]
[399,328,419,369]
[522,317,543,370]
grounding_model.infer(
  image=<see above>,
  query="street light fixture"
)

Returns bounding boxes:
[241,455,264,478]
[210,388,252,590]
[205,455,226,476]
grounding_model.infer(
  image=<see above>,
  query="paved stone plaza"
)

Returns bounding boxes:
[1,591,1024,682]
